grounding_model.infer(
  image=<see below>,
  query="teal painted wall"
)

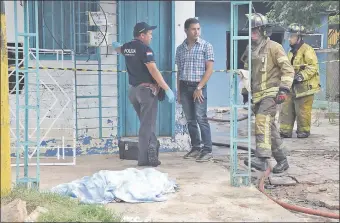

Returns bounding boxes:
[118,1,174,137]
[196,2,249,107]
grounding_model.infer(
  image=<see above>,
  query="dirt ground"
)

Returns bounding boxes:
[10,109,339,222]
[210,108,340,222]
[13,153,301,222]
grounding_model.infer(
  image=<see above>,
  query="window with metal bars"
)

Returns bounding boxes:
[28,1,99,60]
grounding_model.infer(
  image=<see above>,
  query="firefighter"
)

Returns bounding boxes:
[240,13,295,173]
[279,23,321,139]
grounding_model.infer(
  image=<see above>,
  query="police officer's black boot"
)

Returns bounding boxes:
[244,157,269,171]
[156,140,161,165]
[272,149,289,174]
[148,140,161,167]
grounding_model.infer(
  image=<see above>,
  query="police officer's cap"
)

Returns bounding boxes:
[133,22,157,36]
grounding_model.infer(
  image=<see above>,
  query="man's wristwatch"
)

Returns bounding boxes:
[196,86,202,91]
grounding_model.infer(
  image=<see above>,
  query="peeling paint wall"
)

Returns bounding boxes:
[6,1,195,158]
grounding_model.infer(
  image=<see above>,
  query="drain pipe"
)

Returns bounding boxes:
[259,167,340,220]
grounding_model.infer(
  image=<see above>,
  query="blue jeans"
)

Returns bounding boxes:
[180,81,212,152]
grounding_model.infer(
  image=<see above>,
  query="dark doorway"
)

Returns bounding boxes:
[226,31,284,70]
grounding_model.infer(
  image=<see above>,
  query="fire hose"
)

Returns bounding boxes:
[209,116,340,220]
[259,167,340,220]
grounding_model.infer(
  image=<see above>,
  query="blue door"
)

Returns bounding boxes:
[118,1,175,137]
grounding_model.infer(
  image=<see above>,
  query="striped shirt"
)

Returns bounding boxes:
[175,38,214,82]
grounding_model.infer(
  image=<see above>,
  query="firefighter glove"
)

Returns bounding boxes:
[275,88,289,104]
[293,72,304,84]
[241,88,249,104]
[242,92,249,104]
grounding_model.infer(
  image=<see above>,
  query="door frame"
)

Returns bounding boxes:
[117,1,176,139]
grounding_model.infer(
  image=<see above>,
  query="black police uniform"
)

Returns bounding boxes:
[121,39,156,86]
[121,38,160,166]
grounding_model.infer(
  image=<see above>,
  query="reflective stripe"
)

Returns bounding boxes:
[264,115,271,146]
[298,126,311,132]
[260,57,268,91]
[295,88,320,98]
[257,143,271,150]
[280,124,293,131]
[252,87,279,103]
[277,56,289,64]
[255,114,272,150]
[282,76,294,83]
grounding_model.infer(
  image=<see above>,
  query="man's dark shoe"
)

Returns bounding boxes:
[183,148,201,159]
[273,159,289,173]
[280,132,292,138]
[244,157,268,171]
[297,131,310,138]
[195,151,213,162]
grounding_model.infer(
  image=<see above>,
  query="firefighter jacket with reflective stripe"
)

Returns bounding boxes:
[288,43,321,98]
[242,38,295,104]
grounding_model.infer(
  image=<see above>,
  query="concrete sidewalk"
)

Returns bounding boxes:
[13,153,301,222]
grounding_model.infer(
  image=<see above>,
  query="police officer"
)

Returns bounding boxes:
[280,23,321,139]
[240,13,295,173]
[112,22,175,167]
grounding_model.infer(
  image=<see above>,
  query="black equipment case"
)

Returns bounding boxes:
[118,139,139,160]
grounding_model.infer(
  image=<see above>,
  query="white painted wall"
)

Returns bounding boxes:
[5,1,118,156]
[174,1,195,48]
[168,1,195,151]
[4,1,24,43]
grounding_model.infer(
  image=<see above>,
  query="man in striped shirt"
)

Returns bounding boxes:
[175,18,215,162]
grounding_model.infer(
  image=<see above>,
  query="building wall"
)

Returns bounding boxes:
[5,1,194,158]
[197,2,331,107]
[196,2,249,107]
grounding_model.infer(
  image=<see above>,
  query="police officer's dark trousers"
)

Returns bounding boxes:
[128,85,158,165]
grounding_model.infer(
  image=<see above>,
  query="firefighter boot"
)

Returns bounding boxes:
[280,132,292,138]
[272,149,289,173]
[244,157,269,171]
[297,131,310,138]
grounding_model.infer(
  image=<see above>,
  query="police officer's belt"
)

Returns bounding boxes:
[139,83,165,101]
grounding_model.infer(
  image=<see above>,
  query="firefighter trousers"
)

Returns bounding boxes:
[253,97,285,158]
[279,94,314,137]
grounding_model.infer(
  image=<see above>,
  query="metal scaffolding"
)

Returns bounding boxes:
[14,0,41,188]
[229,1,252,187]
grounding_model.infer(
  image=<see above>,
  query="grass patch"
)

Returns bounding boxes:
[1,187,122,222]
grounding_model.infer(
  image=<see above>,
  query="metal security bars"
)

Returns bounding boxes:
[28,1,96,60]
[74,1,118,141]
